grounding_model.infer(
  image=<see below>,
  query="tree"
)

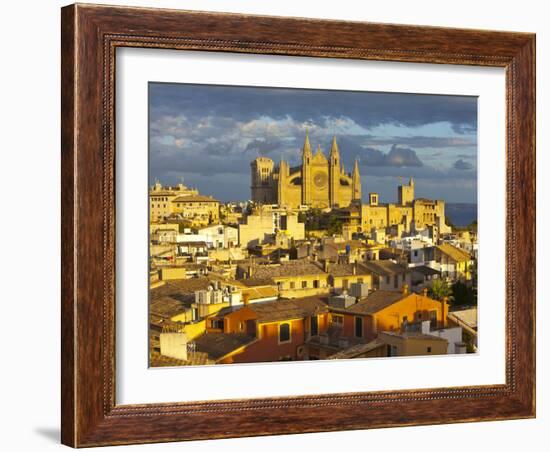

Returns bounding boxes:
[428,279,452,301]
[451,281,477,306]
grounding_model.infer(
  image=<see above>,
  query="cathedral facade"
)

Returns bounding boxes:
[250,133,361,209]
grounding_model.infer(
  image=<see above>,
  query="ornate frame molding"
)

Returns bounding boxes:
[61,4,535,447]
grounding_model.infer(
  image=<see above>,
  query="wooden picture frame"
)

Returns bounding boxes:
[61,3,535,447]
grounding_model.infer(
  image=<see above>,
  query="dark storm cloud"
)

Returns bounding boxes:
[453,159,474,170]
[149,83,477,133]
[356,145,423,167]
[245,138,286,155]
[360,135,476,149]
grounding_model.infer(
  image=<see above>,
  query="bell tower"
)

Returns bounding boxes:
[301,131,312,206]
[329,135,340,207]
[250,157,274,204]
[398,176,415,206]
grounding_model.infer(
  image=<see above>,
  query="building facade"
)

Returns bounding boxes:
[250,133,362,209]
[361,177,449,234]
[238,205,305,249]
[149,180,199,221]
[149,181,219,225]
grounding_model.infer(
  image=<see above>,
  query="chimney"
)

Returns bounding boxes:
[248,265,254,278]
[441,297,448,328]
[242,293,250,307]
[352,263,357,276]
[324,259,330,273]
[422,287,428,297]
[402,283,409,295]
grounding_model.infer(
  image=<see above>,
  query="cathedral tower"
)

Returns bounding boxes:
[278,158,289,206]
[329,135,340,207]
[301,131,312,205]
[250,157,275,204]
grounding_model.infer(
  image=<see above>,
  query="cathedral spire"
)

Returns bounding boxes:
[302,130,312,157]
[352,158,362,201]
[353,158,360,178]
[329,135,340,158]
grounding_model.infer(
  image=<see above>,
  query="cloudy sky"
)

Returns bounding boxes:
[149,82,478,204]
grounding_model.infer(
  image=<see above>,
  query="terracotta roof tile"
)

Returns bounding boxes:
[362,260,409,276]
[193,333,256,361]
[343,290,406,314]
[247,296,329,323]
[436,243,471,262]
[240,260,326,279]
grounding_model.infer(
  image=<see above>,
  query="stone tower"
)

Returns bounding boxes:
[329,135,340,207]
[301,131,312,205]
[250,157,275,204]
[398,176,415,206]
[277,158,289,206]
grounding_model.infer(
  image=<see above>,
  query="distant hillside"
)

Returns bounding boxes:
[446,203,477,227]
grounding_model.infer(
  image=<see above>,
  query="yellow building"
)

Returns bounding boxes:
[361,178,449,234]
[377,331,448,356]
[149,181,219,225]
[238,205,305,249]
[149,180,199,221]
[238,260,330,298]
[326,262,373,291]
[250,132,361,209]
[171,194,220,226]
[435,243,473,280]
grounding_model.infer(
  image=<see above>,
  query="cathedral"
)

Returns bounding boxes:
[250,133,361,209]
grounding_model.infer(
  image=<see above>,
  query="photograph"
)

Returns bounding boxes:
[148,83,479,366]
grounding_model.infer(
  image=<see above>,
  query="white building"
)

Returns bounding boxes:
[198,224,239,249]
[419,320,465,354]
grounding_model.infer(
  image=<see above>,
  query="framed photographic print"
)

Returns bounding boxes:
[61,3,536,447]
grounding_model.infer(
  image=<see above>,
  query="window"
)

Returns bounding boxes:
[331,314,344,327]
[342,279,349,290]
[279,323,291,343]
[357,278,363,284]
[313,280,320,289]
[387,345,398,357]
[427,347,432,353]
[211,319,224,330]
[394,275,398,288]
[289,281,295,289]
[354,317,363,338]
[301,281,308,289]
[386,275,390,284]
[311,315,319,336]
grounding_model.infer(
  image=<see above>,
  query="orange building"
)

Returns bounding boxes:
[198,296,329,363]
[329,286,448,343]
